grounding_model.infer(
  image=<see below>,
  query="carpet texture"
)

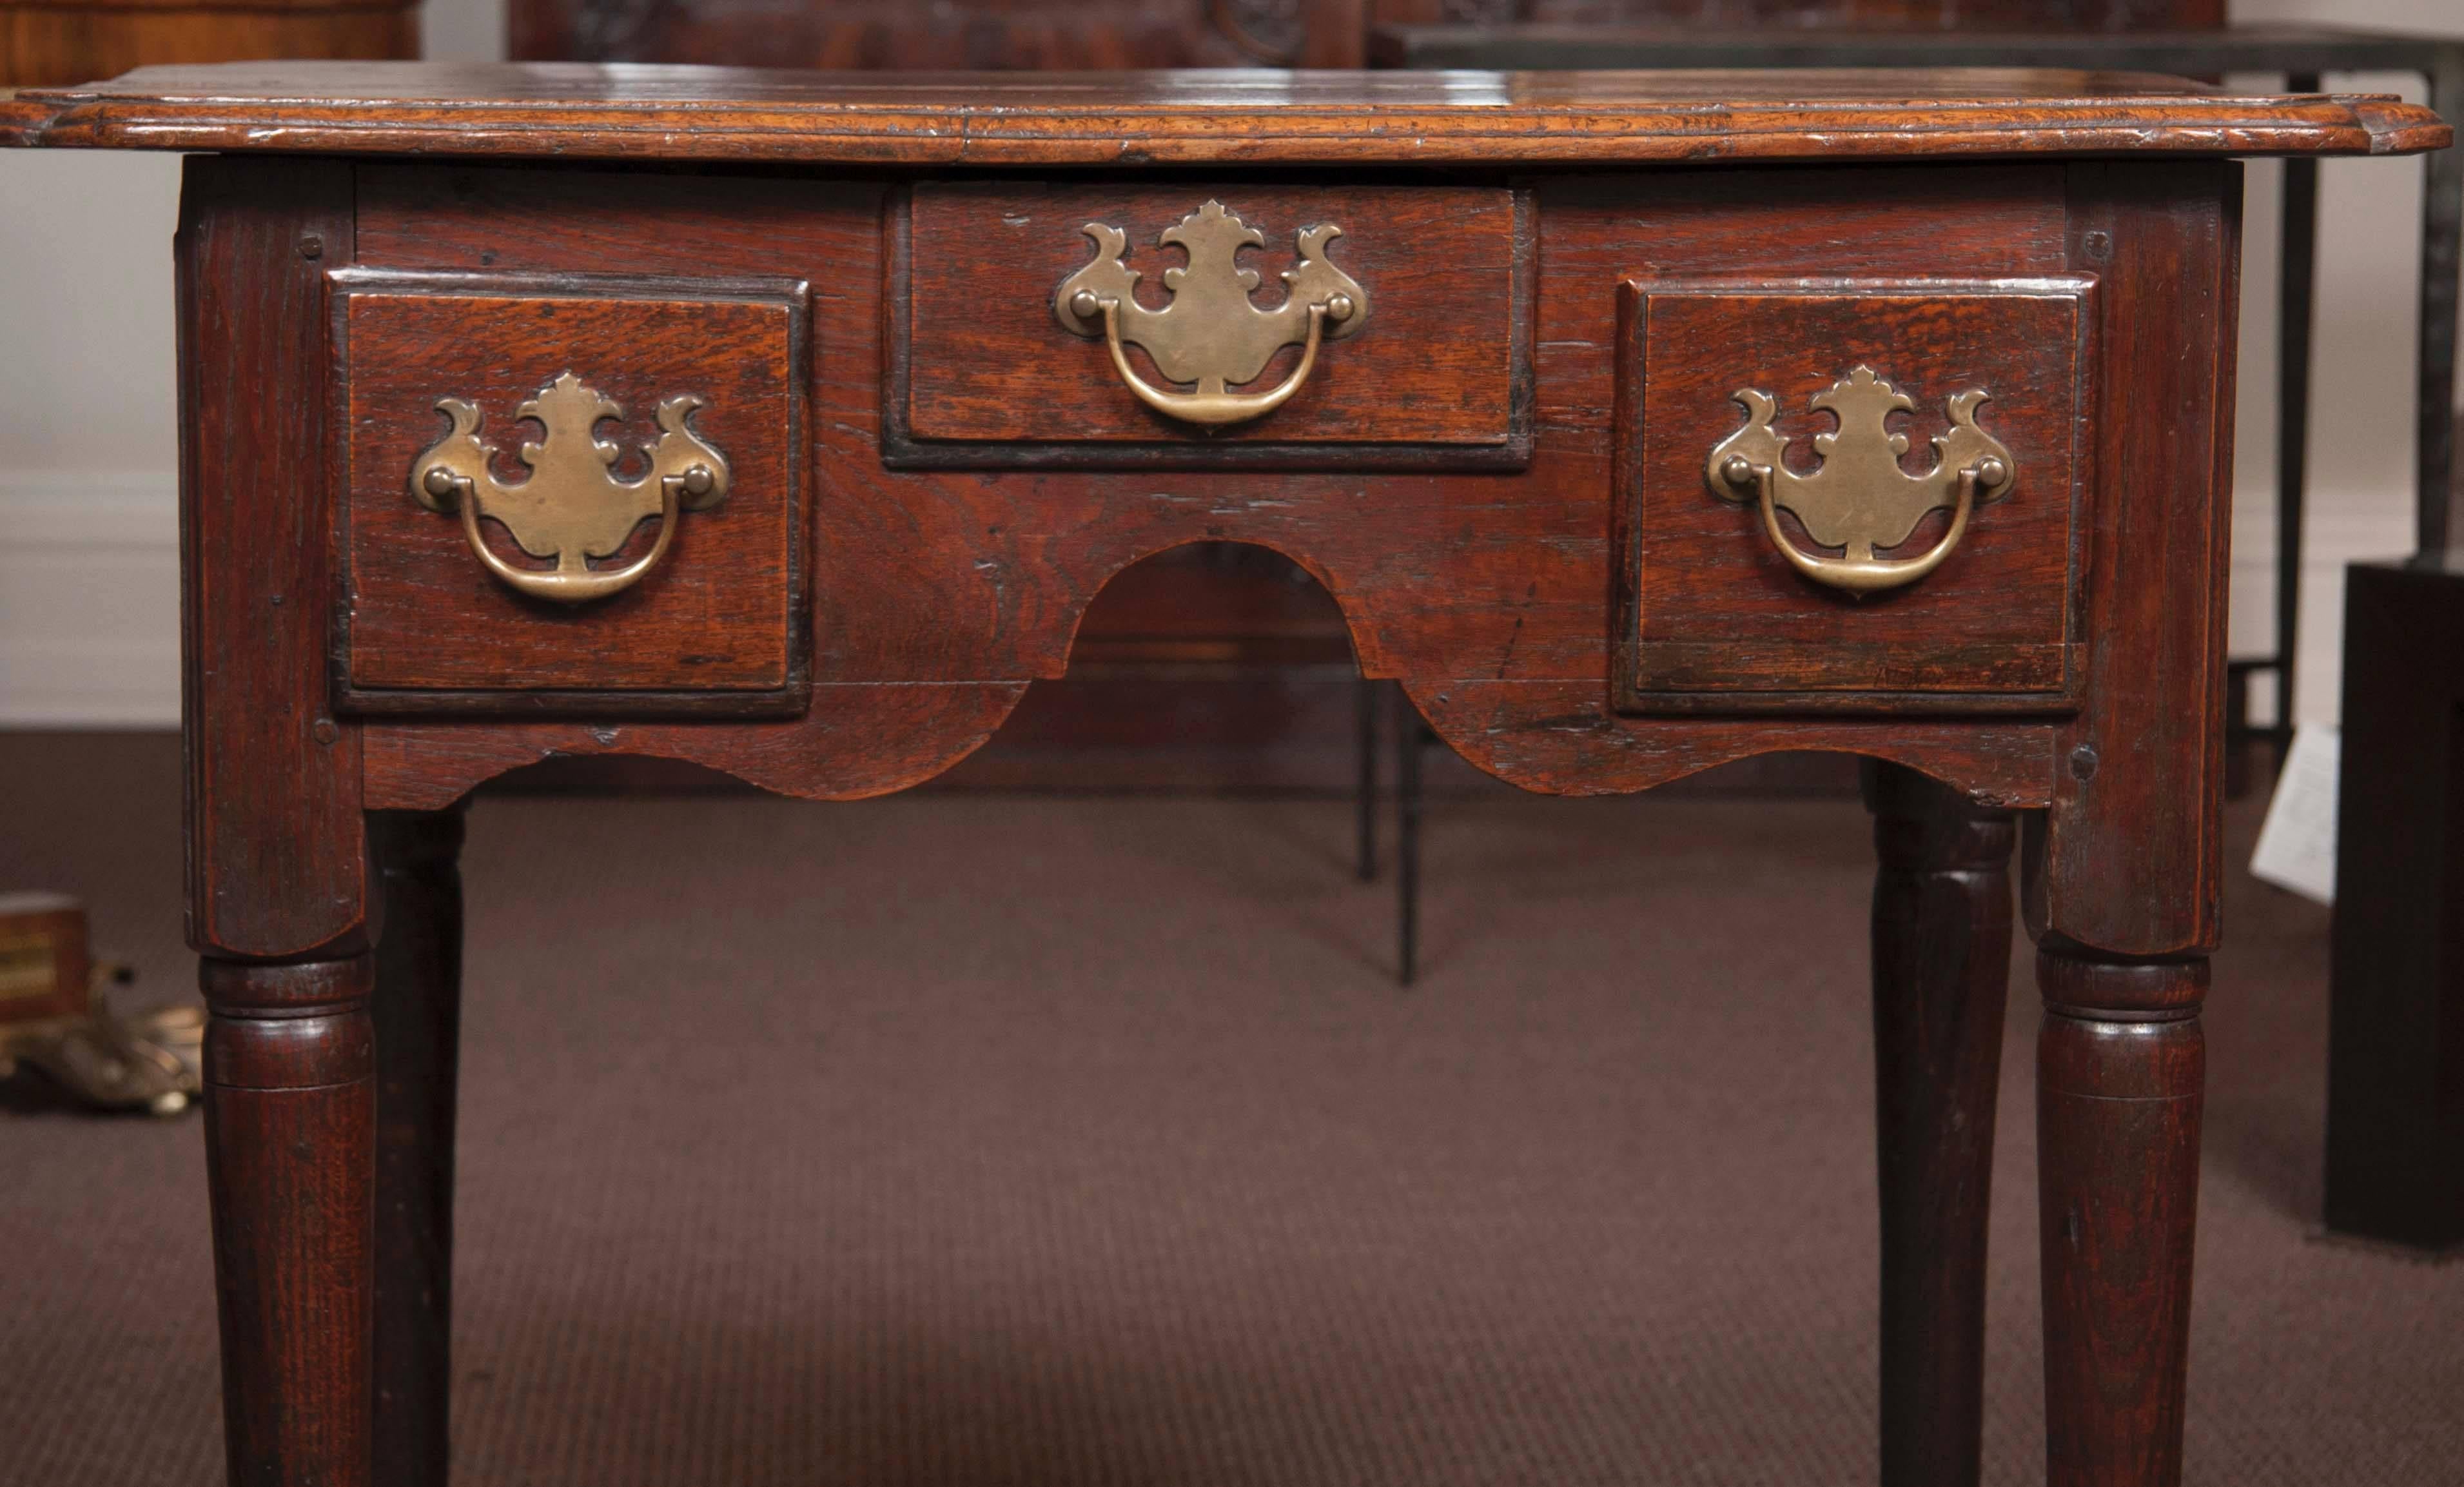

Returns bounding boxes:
[5,749,2461,1484]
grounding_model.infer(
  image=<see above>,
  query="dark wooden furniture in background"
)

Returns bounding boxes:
[3,63,2443,1487]
[0,0,414,87]
[2325,551,2464,1253]
[1378,20,2464,761]
[509,0,2236,71]
[1373,0,2220,22]
[512,0,1374,68]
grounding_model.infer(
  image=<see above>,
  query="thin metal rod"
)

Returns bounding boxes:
[2276,76,2321,739]
[2421,44,2464,554]
[1354,673,1377,881]
[1394,683,1422,988]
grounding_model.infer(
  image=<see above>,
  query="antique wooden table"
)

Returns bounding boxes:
[3,64,2446,1487]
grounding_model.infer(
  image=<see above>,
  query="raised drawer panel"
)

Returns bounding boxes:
[1615,277,2093,714]
[333,271,808,714]
[891,180,1529,466]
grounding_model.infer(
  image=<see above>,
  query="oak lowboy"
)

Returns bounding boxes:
[1,63,2447,1487]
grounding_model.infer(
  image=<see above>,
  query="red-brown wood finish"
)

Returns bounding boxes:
[337,276,808,707]
[10,63,2445,1487]
[1618,278,2089,711]
[0,0,415,91]
[367,811,464,1487]
[2033,955,2207,1487]
[333,160,2131,816]
[200,952,376,1487]
[177,154,369,961]
[1869,762,2015,1487]
[2029,161,2242,961]
[3,65,2445,163]
[901,180,1523,453]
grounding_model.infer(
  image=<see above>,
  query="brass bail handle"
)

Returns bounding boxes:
[1705,368,2017,597]
[407,372,730,604]
[1718,454,2002,595]
[1053,201,1370,430]
[1070,288,1353,427]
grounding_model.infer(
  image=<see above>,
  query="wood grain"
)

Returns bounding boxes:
[2033,954,2207,1487]
[367,810,464,1487]
[4,63,2446,162]
[1618,281,2088,709]
[1869,763,2015,1487]
[177,154,368,960]
[335,161,2132,811]
[2024,162,2238,960]
[337,277,807,700]
[111,81,2332,1487]
[901,180,1520,449]
[200,950,376,1487]
[0,5,411,90]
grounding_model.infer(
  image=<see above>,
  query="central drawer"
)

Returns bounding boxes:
[888,180,1530,468]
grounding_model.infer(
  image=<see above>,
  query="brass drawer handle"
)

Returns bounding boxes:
[1707,368,2014,596]
[409,372,730,604]
[1053,201,1367,428]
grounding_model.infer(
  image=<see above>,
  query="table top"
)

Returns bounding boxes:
[1,62,2445,164]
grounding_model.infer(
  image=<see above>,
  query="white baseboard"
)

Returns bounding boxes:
[0,473,180,728]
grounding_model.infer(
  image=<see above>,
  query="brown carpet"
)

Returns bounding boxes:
[4,735,2460,1485]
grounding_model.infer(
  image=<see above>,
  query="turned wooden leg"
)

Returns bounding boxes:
[369,810,465,1487]
[2036,952,2205,1487]
[1867,763,2013,1487]
[202,952,377,1487]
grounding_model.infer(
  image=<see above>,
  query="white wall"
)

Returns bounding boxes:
[0,0,2452,726]
[0,151,181,724]
[2227,0,2464,725]
[0,0,506,725]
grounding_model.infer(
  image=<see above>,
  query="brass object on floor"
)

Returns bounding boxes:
[0,894,200,1115]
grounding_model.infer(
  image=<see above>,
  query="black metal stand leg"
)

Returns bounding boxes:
[1354,673,1378,881]
[1394,683,1423,988]
[2276,79,2320,747]
[2421,44,2463,554]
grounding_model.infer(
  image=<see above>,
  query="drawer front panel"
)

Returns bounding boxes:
[1616,278,2091,714]
[336,273,807,711]
[892,181,1528,466]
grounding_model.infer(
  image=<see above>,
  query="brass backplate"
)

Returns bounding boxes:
[409,371,731,604]
[1708,366,2016,595]
[1053,200,1369,426]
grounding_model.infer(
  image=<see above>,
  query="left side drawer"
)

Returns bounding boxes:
[332,271,808,716]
